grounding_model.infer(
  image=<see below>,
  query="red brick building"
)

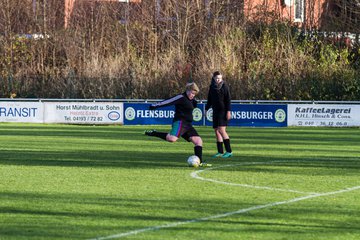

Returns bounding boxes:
[63,0,330,29]
[64,0,141,28]
[22,0,341,31]
[244,0,328,30]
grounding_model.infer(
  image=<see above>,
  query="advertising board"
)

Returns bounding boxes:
[0,101,43,123]
[288,104,360,127]
[44,102,123,124]
[205,104,287,127]
[124,103,203,126]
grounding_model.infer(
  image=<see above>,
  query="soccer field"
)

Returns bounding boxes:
[0,123,359,240]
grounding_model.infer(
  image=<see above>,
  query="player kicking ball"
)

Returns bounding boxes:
[144,82,211,167]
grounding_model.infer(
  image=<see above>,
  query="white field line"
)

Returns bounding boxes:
[89,185,360,240]
[89,161,360,240]
[191,161,317,194]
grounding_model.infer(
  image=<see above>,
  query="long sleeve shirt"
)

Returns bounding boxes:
[151,92,197,123]
[205,81,231,113]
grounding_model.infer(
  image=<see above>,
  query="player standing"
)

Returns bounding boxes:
[205,71,233,158]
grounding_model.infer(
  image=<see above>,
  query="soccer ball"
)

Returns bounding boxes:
[187,155,200,167]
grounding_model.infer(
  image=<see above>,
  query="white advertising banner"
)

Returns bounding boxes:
[0,101,44,123]
[288,104,360,127]
[44,102,123,124]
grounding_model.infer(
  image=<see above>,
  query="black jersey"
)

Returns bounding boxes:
[205,80,231,113]
[150,92,197,123]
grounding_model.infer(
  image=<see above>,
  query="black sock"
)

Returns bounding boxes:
[194,146,202,162]
[224,138,232,153]
[153,132,168,140]
[217,141,224,154]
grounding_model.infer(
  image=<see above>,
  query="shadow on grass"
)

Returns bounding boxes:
[1,125,359,239]
[0,149,187,168]
[0,124,166,141]
[0,124,359,172]
[1,149,359,177]
[1,191,359,239]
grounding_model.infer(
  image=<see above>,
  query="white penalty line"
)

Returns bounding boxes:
[89,185,360,240]
[191,174,315,194]
[191,161,317,194]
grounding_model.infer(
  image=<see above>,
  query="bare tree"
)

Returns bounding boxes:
[325,0,360,33]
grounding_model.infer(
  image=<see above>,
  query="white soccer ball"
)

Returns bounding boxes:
[187,155,200,167]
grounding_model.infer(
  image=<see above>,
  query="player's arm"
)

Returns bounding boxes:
[224,84,231,120]
[150,94,183,110]
[224,84,231,112]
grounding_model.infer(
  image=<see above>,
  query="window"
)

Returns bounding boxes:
[294,0,304,22]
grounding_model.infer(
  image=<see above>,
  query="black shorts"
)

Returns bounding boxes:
[212,110,228,128]
[170,120,200,142]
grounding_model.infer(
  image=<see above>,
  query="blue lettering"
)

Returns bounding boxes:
[22,108,29,117]
[15,108,22,117]
[7,108,14,116]
[0,107,37,117]
[0,107,6,116]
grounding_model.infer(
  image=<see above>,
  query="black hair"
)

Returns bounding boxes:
[212,71,221,78]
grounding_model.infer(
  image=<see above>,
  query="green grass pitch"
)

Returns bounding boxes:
[0,123,359,240]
